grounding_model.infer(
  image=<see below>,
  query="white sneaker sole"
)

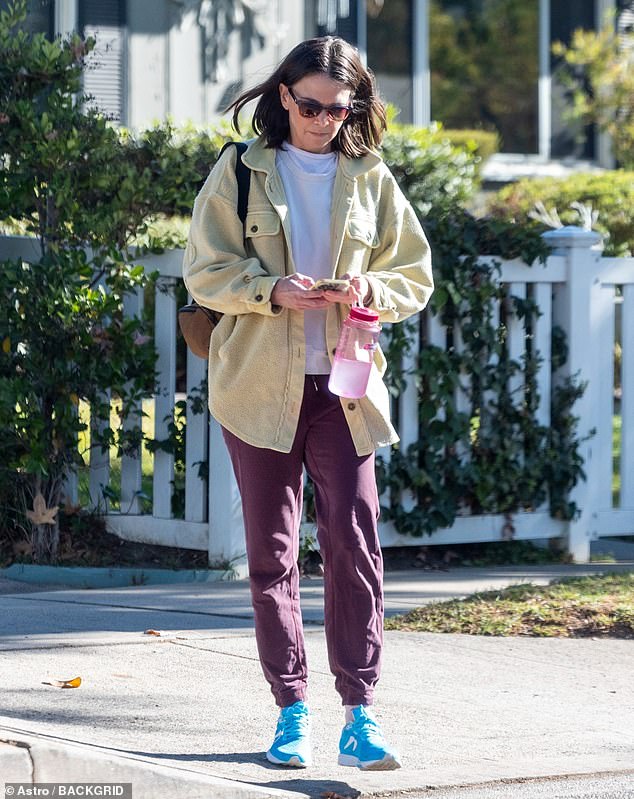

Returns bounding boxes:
[266,750,310,768]
[338,752,402,770]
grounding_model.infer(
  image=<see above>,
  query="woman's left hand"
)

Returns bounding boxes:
[322,273,372,306]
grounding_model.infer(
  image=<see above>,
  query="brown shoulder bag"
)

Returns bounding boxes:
[178,141,250,359]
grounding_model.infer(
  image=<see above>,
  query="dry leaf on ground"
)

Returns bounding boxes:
[43,676,82,689]
[26,492,59,525]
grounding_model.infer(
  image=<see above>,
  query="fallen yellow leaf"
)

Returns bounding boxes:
[2,337,10,353]
[44,676,82,689]
[26,492,58,525]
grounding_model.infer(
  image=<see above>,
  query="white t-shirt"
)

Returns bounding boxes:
[276,141,338,374]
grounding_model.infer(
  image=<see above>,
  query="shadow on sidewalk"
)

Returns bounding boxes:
[94,745,363,799]
[262,779,360,798]
[0,723,363,799]
[122,749,362,796]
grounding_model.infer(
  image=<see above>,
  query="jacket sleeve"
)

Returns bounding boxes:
[182,145,281,317]
[364,171,434,324]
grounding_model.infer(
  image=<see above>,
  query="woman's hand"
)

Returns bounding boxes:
[321,273,372,307]
[271,273,372,310]
[271,274,329,310]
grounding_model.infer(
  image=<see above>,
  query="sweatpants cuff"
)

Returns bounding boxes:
[276,687,308,708]
[341,692,374,707]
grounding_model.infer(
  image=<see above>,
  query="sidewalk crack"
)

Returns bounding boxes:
[167,639,333,676]
[168,639,261,662]
[3,738,35,782]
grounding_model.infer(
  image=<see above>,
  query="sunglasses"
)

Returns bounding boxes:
[287,87,353,121]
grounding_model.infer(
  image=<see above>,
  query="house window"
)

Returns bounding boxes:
[310,0,616,160]
[79,0,126,125]
[0,0,53,37]
[315,0,360,40]
[430,0,539,153]
[550,0,595,159]
[367,0,413,121]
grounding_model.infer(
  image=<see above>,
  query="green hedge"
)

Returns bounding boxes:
[2,117,486,249]
[439,128,499,164]
[487,172,634,257]
[133,118,489,225]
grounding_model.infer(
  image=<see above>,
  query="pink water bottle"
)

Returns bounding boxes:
[328,307,381,398]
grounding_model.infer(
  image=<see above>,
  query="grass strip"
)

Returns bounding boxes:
[384,572,634,638]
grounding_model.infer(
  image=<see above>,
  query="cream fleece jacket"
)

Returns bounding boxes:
[182,135,434,455]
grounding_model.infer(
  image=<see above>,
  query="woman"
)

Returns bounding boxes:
[183,36,433,771]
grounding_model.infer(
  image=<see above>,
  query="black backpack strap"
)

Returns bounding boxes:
[219,140,251,226]
[233,141,250,226]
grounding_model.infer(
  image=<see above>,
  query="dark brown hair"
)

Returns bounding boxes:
[225,36,387,158]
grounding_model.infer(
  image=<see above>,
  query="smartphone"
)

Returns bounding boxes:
[311,279,351,292]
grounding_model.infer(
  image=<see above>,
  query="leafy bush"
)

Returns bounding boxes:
[117,121,236,220]
[552,15,634,169]
[380,122,483,217]
[439,129,499,164]
[117,118,491,235]
[0,1,158,562]
[487,172,634,256]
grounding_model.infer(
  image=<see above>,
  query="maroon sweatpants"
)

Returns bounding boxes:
[222,374,384,708]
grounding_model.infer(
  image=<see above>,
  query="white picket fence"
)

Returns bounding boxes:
[2,227,632,569]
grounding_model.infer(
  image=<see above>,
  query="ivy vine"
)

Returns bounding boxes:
[376,211,588,536]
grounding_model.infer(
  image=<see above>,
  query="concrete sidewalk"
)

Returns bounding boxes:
[1,561,633,798]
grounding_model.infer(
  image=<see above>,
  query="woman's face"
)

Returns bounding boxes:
[279,73,353,154]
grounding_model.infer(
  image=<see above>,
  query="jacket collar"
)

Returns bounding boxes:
[242,135,382,179]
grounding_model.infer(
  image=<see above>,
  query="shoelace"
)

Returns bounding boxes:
[354,713,387,746]
[281,706,309,740]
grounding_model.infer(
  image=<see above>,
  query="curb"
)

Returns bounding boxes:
[0,727,296,799]
[0,564,236,590]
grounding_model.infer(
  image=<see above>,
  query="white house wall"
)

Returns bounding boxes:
[127,0,305,130]
[168,6,205,124]
[127,0,171,126]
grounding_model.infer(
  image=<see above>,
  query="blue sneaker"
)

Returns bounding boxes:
[338,705,401,770]
[266,700,312,768]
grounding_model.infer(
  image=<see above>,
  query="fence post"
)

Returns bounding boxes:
[544,226,602,562]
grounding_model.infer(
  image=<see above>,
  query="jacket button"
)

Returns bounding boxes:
[347,402,356,411]
[250,224,258,233]
[255,293,263,301]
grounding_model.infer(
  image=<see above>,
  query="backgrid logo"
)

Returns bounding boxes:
[4,785,132,798]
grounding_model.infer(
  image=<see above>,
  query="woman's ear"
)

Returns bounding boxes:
[279,83,289,111]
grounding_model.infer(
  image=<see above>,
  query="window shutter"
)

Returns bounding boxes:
[618,2,634,39]
[79,0,126,124]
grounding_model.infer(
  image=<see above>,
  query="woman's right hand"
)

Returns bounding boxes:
[271,274,329,310]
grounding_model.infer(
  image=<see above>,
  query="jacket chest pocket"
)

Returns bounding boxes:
[245,210,281,239]
[341,214,380,273]
[347,215,380,249]
[244,210,285,273]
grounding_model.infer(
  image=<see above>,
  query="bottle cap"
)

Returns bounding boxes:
[348,306,380,323]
